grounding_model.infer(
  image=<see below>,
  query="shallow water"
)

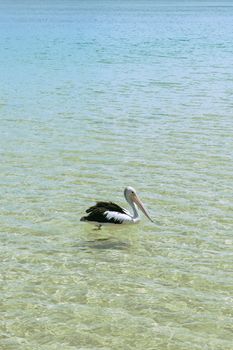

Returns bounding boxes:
[0,1,233,349]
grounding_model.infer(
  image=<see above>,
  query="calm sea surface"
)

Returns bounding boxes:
[0,1,233,349]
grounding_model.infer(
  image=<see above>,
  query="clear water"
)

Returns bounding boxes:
[0,1,233,349]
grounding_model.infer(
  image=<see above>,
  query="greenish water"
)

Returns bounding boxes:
[0,1,233,349]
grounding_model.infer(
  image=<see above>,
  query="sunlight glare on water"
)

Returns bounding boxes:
[0,1,233,349]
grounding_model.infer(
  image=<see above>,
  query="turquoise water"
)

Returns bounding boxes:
[1,1,233,349]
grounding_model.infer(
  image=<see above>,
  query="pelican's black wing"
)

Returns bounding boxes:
[81,201,129,224]
[86,201,126,214]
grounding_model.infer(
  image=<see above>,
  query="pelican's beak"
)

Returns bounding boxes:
[133,194,154,223]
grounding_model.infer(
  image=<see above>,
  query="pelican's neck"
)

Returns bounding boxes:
[128,198,140,221]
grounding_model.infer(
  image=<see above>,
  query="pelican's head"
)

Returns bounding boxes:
[124,186,154,222]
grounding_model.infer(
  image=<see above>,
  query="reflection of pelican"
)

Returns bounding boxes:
[80,186,153,229]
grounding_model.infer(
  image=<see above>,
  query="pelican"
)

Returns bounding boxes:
[80,186,153,229]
